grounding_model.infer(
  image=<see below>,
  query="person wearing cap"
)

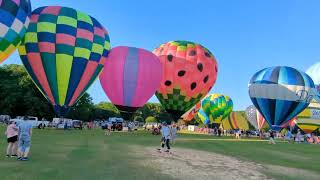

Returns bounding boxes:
[157,122,171,153]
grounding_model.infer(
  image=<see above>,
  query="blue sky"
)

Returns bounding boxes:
[3,0,320,110]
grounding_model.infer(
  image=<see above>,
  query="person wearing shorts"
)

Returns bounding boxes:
[5,121,18,157]
[17,117,33,161]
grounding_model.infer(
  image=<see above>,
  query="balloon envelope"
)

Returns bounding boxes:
[18,6,110,116]
[153,40,218,121]
[245,105,268,130]
[181,101,201,122]
[196,109,210,125]
[249,66,315,131]
[296,107,320,133]
[222,111,249,130]
[99,46,162,119]
[202,94,233,123]
[0,0,31,63]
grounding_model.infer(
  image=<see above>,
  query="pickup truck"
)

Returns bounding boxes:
[10,116,50,128]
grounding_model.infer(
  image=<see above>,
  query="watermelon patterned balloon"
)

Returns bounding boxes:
[18,6,110,116]
[0,0,31,63]
[201,94,233,123]
[153,41,218,121]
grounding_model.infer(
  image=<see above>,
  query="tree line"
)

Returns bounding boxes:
[0,64,174,122]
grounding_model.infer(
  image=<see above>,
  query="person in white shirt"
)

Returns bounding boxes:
[157,122,171,152]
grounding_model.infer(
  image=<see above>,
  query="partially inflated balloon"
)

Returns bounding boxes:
[99,46,162,120]
[202,94,233,123]
[153,41,218,121]
[222,111,249,130]
[245,105,268,130]
[249,66,315,131]
[181,101,201,122]
[296,107,320,133]
[18,6,110,116]
[0,0,31,63]
[306,63,320,108]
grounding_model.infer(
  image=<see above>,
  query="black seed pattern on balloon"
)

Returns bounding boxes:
[204,52,210,57]
[203,75,209,83]
[197,63,203,72]
[165,81,172,86]
[178,70,186,77]
[191,82,197,90]
[167,54,173,62]
[189,50,196,56]
[215,65,218,72]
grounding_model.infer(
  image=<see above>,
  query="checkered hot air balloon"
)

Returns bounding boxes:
[18,6,110,116]
[0,0,31,63]
[201,94,233,124]
[153,41,218,121]
[99,46,162,120]
[249,66,315,131]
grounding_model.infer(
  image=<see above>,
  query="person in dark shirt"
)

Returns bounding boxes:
[269,130,276,144]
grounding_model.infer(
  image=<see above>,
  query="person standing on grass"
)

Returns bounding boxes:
[17,117,33,161]
[171,123,177,145]
[5,121,18,157]
[269,130,276,144]
[157,122,171,153]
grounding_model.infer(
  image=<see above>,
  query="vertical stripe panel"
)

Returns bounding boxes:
[123,47,139,106]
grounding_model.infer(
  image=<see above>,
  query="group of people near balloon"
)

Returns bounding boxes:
[1,0,320,154]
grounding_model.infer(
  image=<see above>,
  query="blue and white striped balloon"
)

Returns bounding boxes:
[248,66,315,131]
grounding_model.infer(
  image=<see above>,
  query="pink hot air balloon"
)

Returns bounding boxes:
[99,46,162,119]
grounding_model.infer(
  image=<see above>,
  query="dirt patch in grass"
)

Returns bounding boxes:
[264,165,320,180]
[133,146,271,180]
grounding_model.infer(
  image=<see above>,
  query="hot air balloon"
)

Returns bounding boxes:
[245,105,268,130]
[99,46,162,120]
[306,63,320,108]
[222,111,250,130]
[153,41,218,121]
[196,109,210,125]
[201,94,233,123]
[296,107,320,133]
[249,66,315,131]
[181,101,201,122]
[18,6,110,116]
[0,0,31,63]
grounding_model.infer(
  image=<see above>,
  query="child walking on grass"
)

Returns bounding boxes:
[157,122,171,153]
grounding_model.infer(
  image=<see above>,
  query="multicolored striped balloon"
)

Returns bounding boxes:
[181,101,201,122]
[249,66,315,131]
[18,6,110,116]
[222,111,250,130]
[296,107,320,133]
[99,46,162,119]
[196,109,210,125]
[153,41,218,121]
[201,94,233,123]
[0,0,31,63]
[245,105,268,130]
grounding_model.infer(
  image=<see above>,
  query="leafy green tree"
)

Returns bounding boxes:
[133,116,143,122]
[0,64,55,119]
[66,93,95,121]
[145,116,157,123]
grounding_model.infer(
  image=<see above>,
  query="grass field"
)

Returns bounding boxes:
[0,125,319,180]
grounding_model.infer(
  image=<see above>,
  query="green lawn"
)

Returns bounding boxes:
[0,125,319,180]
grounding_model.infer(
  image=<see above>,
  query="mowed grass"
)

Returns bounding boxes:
[0,125,319,180]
